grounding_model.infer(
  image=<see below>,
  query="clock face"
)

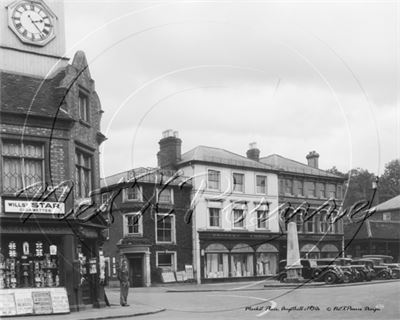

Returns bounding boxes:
[10,1,54,45]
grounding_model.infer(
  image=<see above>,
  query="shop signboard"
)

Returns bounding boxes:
[32,291,52,314]
[0,293,16,316]
[4,200,65,215]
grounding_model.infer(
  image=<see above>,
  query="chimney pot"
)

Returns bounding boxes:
[246,142,260,161]
[306,151,320,168]
[158,130,182,169]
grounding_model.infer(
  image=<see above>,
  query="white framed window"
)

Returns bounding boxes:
[123,185,142,202]
[209,208,221,228]
[208,170,220,190]
[2,140,44,193]
[123,212,143,236]
[232,209,245,229]
[156,213,175,243]
[78,90,89,122]
[256,175,267,194]
[156,251,177,271]
[319,183,326,198]
[157,188,174,204]
[232,173,244,192]
[382,212,391,221]
[256,210,268,229]
[309,182,316,198]
[284,179,293,195]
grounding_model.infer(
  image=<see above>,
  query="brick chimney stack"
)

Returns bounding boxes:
[157,129,182,169]
[306,150,319,168]
[246,142,260,161]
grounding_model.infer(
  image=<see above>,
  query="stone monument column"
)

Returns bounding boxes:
[285,222,304,282]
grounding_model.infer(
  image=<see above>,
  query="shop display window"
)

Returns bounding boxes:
[205,253,229,278]
[256,253,278,276]
[0,240,60,289]
[230,254,254,277]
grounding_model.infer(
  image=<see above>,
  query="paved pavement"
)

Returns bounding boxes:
[9,279,399,319]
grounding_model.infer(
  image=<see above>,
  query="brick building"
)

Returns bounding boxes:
[0,0,107,313]
[100,168,193,287]
[157,131,281,284]
[260,152,346,259]
[345,195,400,262]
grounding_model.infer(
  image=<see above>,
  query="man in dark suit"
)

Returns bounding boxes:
[118,259,130,306]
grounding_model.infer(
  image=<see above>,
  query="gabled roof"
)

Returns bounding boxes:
[260,154,341,179]
[374,195,400,212]
[178,145,276,171]
[101,167,191,189]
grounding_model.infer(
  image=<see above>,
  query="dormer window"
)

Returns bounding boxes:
[78,91,89,122]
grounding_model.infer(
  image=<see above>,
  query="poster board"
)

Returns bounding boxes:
[14,290,33,315]
[0,293,16,316]
[175,271,187,282]
[50,288,70,313]
[161,271,176,283]
[0,288,69,316]
[185,265,194,279]
[32,291,52,314]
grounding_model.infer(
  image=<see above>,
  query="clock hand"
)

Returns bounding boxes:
[27,14,43,37]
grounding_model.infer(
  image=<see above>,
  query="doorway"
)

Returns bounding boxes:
[128,255,143,287]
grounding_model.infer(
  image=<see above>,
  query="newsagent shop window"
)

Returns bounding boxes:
[2,141,44,193]
[204,244,229,279]
[1,240,60,289]
[75,150,92,198]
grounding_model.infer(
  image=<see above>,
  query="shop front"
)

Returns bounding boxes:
[200,233,281,282]
[0,199,108,316]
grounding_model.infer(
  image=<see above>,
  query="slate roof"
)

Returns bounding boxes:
[179,145,276,171]
[0,70,72,120]
[101,167,191,189]
[344,220,400,240]
[260,154,342,178]
[374,195,400,212]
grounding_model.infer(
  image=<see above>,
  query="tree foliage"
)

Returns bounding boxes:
[378,159,400,202]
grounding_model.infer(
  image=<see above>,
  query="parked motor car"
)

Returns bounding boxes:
[334,258,364,282]
[353,258,392,280]
[337,258,373,281]
[362,255,400,279]
[278,259,344,284]
[315,258,353,283]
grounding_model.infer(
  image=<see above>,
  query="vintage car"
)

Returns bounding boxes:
[315,258,354,283]
[336,258,373,281]
[278,259,344,284]
[362,255,400,279]
[352,258,392,280]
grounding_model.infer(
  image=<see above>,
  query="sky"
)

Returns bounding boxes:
[63,0,399,178]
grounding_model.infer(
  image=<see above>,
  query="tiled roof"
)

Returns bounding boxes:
[101,167,191,188]
[179,145,275,171]
[0,71,72,120]
[344,220,400,240]
[260,154,342,178]
[374,195,400,212]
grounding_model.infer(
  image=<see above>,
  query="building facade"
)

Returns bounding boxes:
[0,0,107,313]
[344,195,400,262]
[100,168,193,287]
[157,131,281,283]
[260,152,346,260]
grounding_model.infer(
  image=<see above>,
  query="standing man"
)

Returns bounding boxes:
[118,259,130,306]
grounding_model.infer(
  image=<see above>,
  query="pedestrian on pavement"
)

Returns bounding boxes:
[118,259,130,306]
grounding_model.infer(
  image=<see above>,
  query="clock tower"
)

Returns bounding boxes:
[0,0,68,77]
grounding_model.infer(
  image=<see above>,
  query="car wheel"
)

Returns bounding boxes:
[324,272,337,284]
[358,271,366,282]
[378,271,389,280]
[311,269,322,280]
[342,272,351,283]
[279,273,287,283]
